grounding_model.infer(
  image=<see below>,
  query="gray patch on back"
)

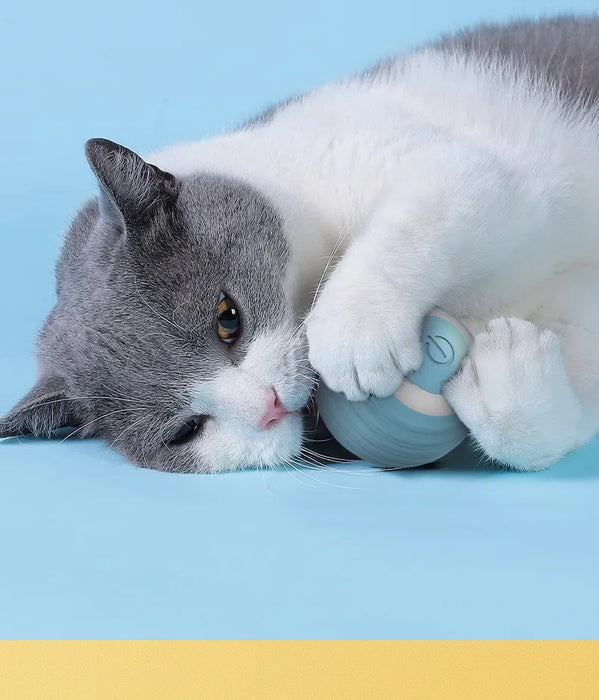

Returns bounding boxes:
[435,15,599,107]
[363,15,599,108]
[243,15,599,132]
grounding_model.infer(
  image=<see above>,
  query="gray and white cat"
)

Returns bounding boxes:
[2,16,599,473]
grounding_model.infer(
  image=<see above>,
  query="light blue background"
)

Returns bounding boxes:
[1,0,598,639]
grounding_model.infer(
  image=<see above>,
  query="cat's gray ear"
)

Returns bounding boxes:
[0,375,80,439]
[85,138,179,229]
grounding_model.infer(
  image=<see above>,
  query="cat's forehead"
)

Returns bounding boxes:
[177,173,287,253]
[118,173,290,300]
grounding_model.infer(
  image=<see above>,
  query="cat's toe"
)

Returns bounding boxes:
[305,314,373,400]
[307,316,421,401]
[350,345,407,399]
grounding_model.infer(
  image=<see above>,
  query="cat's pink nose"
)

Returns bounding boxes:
[259,389,289,429]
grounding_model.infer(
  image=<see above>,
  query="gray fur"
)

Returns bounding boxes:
[365,15,599,106]
[2,15,599,471]
[434,15,599,106]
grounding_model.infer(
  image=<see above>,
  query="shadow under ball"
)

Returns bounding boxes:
[316,308,473,469]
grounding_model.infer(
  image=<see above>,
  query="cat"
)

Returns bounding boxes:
[2,15,599,473]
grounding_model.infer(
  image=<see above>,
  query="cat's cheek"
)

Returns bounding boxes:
[192,412,304,472]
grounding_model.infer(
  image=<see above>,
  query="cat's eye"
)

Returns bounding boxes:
[217,292,241,344]
[169,415,207,445]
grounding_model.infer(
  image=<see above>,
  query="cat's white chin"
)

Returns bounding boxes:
[192,411,304,473]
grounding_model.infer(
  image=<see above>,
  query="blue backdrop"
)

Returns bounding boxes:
[1,0,598,639]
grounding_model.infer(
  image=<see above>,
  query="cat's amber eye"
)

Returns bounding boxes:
[217,292,240,344]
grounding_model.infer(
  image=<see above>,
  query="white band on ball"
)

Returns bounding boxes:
[394,380,454,416]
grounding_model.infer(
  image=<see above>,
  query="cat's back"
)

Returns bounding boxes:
[434,15,599,107]
[361,16,599,110]
[250,16,599,132]
[344,15,599,165]
[248,16,599,156]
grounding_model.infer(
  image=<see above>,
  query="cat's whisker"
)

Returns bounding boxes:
[300,445,357,465]
[58,408,134,443]
[138,421,156,471]
[299,447,357,468]
[3,395,146,412]
[305,221,352,319]
[280,459,308,487]
[293,373,317,384]
[107,414,149,451]
[300,434,335,443]
[300,451,380,475]
[289,457,362,490]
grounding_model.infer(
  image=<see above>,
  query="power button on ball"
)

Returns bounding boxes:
[424,335,455,365]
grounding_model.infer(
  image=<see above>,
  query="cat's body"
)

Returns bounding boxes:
[2,15,599,472]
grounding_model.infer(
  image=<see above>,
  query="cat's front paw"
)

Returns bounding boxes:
[444,317,586,470]
[305,278,423,401]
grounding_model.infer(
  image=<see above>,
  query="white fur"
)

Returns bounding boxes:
[149,51,599,471]
[444,318,597,469]
[190,326,312,472]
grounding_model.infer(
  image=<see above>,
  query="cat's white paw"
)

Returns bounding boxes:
[305,274,423,401]
[444,317,586,470]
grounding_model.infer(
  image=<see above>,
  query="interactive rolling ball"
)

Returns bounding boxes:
[316,308,473,468]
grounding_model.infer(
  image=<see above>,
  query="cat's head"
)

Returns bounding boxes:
[0,139,315,472]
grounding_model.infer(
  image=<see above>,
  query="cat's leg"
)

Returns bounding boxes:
[305,228,430,401]
[306,140,561,400]
[444,317,599,470]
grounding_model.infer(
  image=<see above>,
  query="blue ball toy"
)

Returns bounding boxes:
[316,308,473,468]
